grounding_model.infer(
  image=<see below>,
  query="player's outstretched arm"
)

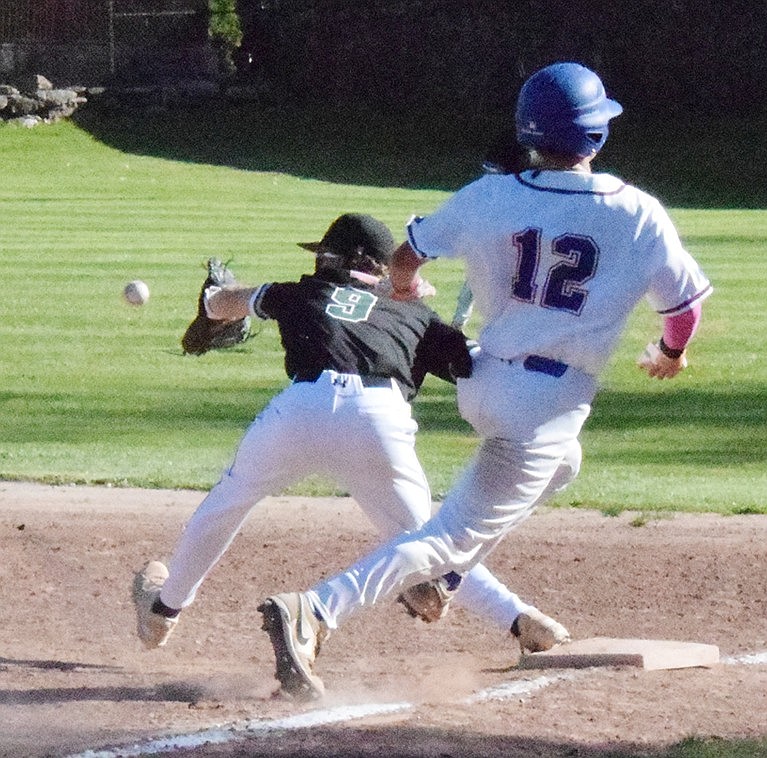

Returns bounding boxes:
[205,285,259,322]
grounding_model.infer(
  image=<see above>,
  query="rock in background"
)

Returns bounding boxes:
[0,74,87,127]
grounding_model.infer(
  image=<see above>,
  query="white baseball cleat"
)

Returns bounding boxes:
[258,592,329,700]
[132,561,178,649]
[512,608,571,653]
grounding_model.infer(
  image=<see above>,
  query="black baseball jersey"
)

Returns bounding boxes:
[251,268,470,400]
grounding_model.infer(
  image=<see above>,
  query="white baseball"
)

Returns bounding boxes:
[123,280,150,306]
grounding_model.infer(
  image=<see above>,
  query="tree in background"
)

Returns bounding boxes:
[209,0,242,76]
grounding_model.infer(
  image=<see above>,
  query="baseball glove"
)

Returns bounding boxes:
[397,572,462,623]
[181,258,251,355]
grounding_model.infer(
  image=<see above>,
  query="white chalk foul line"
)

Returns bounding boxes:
[464,671,581,703]
[66,652,767,758]
[66,673,570,758]
[68,701,413,758]
[723,650,767,665]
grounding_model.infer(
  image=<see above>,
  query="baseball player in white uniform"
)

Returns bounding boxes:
[257,62,713,700]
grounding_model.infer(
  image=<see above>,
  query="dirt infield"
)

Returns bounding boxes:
[1,481,766,757]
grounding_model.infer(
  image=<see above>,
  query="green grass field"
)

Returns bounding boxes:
[1,104,766,758]
[1,107,765,515]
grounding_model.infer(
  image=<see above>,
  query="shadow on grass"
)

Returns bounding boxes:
[72,101,767,208]
[590,386,767,429]
[416,383,767,466]
[584,386,767,468]
[72,100,485,193]
[3,384,766,468]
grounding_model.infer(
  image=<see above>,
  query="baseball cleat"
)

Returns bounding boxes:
[258,592,328,701]
[132,561,178,649]
[397,572,461,623]
[512,608,571,653]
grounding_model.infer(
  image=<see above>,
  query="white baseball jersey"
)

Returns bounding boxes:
[407,169,712,376]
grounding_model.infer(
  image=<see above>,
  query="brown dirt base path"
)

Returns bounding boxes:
[1,481,766,757]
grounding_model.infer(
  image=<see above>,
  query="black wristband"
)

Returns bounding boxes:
[658,337,685,359]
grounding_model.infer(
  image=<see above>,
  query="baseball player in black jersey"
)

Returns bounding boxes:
[132,214,568,672]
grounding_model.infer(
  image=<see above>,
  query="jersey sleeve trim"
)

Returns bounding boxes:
[249,283,273,319]
[656,283,713,316]
[405,215,432,259]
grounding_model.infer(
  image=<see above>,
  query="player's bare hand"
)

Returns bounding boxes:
[377,276,436,300]
[414,278,436,298]
[637,342,687,379]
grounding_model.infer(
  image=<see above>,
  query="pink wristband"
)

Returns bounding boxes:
[662,305,701,351]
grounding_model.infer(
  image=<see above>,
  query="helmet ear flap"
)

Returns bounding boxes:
[585,128,608,151]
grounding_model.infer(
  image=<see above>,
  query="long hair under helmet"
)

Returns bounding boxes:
[515,62,623,158]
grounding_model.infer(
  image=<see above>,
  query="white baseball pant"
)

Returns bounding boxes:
[308,354,597,628]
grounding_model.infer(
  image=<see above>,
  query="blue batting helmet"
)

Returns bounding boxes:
[515,62,623,157]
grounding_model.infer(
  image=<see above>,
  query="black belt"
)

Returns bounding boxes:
[293,373,393,388]
[522,355,568,378]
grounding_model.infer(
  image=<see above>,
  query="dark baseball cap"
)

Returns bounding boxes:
[297,213,396,266]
